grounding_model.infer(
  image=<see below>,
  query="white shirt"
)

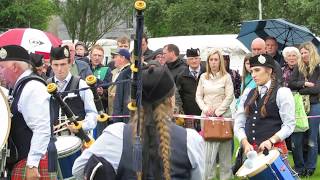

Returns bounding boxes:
[234,80,295,143]
[54,73,97,131]
[15,69,51,167]
[113,63,131,82]
[72,122,205,180]
[258,80,271,97]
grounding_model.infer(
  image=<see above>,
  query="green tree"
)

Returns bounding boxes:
[0,0,55,31]
[145,0,320,37]
[300,0,320,35]
[144,0,168,36]
[145,0,242,37]
[54,0,132,46]
[239,0,320,35]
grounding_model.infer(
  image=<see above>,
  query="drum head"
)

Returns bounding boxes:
[0,87,11,150]
[236,149,280,178]
[55,136,82,156]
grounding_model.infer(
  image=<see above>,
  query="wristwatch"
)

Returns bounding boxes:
[269,138,276,146]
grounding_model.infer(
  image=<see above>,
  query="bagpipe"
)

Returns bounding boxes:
[127,0,147,178]
[85,75,111,136]
[47,83,94,148]
[50,77,132,136]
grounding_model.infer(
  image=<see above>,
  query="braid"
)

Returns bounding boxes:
[131,98,172,180]
[132,109,145,142]
[260,73,276,118]
[244,87,259,116]
[154,99,171,180]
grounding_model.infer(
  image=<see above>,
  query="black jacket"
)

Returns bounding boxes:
[176,65,205,115]
[166,58,187,83]
[288,65,320,104]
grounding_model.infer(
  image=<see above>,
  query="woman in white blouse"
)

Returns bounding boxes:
[196,49,234,180]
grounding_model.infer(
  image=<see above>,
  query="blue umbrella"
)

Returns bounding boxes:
[237,18,320,51]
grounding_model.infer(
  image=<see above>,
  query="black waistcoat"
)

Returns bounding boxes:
[116,123,192,180]
[9,75,46,162]
[49,76,86,123]
[244,86,282,145]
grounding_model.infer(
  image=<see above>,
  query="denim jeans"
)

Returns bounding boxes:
[291,103,320,171]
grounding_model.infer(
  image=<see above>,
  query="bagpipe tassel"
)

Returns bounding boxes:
[47,137,57,172]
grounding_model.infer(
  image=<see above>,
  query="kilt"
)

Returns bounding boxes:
[11,154,57,180]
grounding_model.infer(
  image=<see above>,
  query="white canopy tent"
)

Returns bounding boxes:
[142,34,250,72]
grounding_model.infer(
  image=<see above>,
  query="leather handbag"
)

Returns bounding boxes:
[203,118,233,141]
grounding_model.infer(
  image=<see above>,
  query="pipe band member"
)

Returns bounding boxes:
[0,45,56,179]
[72,65,204,180]
[48,46,98,134]
[234,54,295,156]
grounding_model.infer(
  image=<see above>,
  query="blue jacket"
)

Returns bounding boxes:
[75,60,93,80]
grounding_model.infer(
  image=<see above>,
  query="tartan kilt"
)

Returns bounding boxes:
[11,154,57,180]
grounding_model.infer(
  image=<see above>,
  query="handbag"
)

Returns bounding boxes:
[293,92,309,132]
[203,118,233,141]
[301,94,310,114]
[302,77,311,114]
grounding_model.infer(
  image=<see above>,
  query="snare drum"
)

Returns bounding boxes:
[55,136,82,179]
[236,149,295,180]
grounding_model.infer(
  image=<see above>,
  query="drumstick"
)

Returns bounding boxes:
[54,122,67,129]
[54,127,68,134]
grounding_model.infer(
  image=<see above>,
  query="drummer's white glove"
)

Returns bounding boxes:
[244,151,258,169]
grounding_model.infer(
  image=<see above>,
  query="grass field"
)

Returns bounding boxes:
[210,139,320,180]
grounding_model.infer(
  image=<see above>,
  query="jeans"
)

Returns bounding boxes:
[291,103,320,171]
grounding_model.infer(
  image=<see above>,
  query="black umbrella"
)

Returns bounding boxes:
[237,18,320,51]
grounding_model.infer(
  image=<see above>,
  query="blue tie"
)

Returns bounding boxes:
[57,80,67,91]
[192,71,198,79]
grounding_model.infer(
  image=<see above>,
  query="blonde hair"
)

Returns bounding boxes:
[298,42,320,77]
[131,97,173,180]
[205,49,227,79]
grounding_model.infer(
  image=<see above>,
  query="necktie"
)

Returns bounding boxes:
[260,86,268,97]
[192,71,198,79]
[57,80,67,91]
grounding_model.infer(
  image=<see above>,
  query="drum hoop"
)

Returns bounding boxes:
[236,149,280,178]
[55,136,82,156]
[0,87,11,150]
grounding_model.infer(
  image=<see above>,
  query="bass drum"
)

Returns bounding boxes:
[0,87,11,150]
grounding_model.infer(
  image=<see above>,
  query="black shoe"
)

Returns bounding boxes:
[305,169,315,177]
[295,169,306,177]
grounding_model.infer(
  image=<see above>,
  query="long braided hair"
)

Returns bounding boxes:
[131,95,173,180]
[244,71,277,118]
